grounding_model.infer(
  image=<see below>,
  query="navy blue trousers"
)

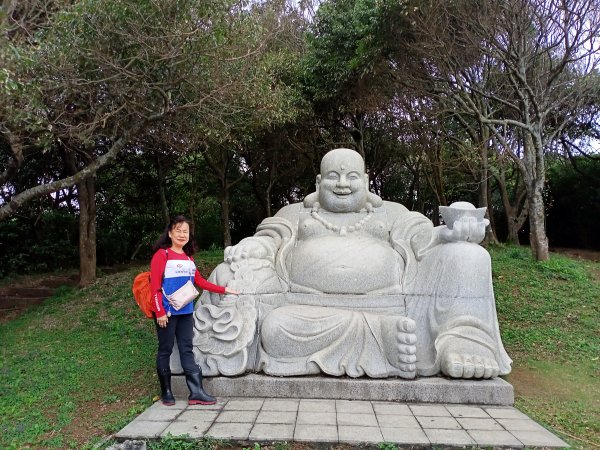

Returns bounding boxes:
[155,313,199,374]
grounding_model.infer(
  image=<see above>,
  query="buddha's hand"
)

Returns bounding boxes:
[224,238,270,263]
[439,216,489,244]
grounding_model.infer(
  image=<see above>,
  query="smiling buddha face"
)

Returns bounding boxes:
[317,148,369,213]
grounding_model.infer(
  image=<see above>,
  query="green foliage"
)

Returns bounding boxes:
[304,0,409,102]
[95,435,225,450]
[0,209,78,277]
[142,434,223,450]
[547,157,600,250]
[242,444,261,450]
[149,434,199,450]
[0,37,54,150]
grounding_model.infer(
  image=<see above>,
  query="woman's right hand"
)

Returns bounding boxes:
[156,315,168,328]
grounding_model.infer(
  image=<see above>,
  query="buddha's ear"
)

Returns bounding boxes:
[303,192,318,207]
[316,174,321,191]
[363,173,369,186]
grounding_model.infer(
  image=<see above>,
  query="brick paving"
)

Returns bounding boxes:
[115,397,569,448]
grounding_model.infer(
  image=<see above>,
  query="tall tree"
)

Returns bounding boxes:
[182,1,308,246]
[303,0,413,159]
[404,0,600,260]
[0,0,303,282]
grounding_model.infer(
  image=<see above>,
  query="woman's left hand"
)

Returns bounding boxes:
[156,315,169,328]
[224,286,241,295]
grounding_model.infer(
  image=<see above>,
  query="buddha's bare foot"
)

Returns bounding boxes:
[381,315,417,377]
[439,338,499,379]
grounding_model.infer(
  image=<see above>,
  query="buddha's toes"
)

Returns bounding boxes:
[381,315,417,375]
[440,339,499,379]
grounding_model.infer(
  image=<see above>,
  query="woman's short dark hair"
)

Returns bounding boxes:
[152,215,197,256]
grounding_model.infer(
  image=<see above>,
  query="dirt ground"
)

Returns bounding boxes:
[550,247,600,262]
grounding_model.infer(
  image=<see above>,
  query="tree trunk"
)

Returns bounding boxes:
[527,180,549,260]
[479,140,499,245]
[264,185,272,218]
[200,145,241,248]
[155,154,170,225]
[500,175,526,245]
[78,176,97,286]
[0,131,24,185]
[525,133,549,261]
[60,146,97,286]
[494,164,528,245]
[350,113,365,159]
[505,203,521,245]
[433,146,447,208]
[405,166,419,211]
[431,204,440,226]
[485,172,499,244]
[220,184,232,247]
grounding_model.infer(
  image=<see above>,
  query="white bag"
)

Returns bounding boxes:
[163,280,199,310]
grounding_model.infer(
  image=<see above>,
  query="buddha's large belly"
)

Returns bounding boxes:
[289,235,403,294]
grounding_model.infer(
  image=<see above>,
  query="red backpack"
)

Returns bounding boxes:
[132,271,153,318]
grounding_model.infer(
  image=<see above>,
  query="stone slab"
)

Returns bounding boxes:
[115,420,171,439]
[468,429,524,447]
[511,429,571,447]
[172,374,514,405]
[294,424,338,442]
[424,428,476,446]
[255,410,297,424]
[249,423,295,441]
[160,420,212,438]
[380,426,429,444]
[206,422,253,440]
[338,425,384,443]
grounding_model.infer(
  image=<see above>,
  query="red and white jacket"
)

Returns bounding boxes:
[150,248,225,317]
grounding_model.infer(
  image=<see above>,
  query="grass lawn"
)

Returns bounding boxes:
[489,245,599,449]
[0,246,598,449]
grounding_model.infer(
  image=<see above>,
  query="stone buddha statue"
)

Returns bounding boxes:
[192,148,512,380]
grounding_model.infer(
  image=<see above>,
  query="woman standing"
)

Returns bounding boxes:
[150,215,239,405]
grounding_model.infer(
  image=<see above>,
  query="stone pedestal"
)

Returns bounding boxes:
[172,374,514,406]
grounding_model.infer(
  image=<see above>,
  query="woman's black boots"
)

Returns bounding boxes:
[157,369,176,406]
[185,371,216,405]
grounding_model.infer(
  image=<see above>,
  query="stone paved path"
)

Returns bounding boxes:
[115,397,569,448]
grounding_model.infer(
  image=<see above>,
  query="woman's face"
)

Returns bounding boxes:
[168,222,190,248]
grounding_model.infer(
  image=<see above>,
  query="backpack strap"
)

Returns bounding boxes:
[163,249,170,316]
